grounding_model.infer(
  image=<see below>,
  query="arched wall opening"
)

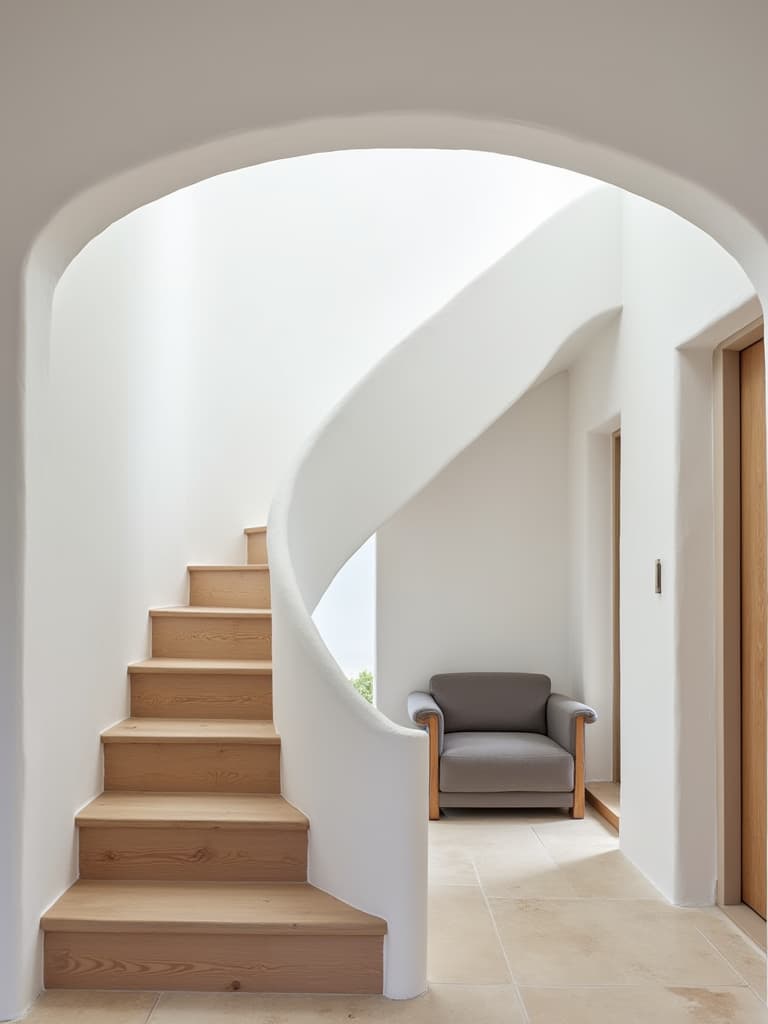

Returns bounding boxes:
[5,116,768,1017]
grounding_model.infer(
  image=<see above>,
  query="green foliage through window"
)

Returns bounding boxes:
[350,669,373,703]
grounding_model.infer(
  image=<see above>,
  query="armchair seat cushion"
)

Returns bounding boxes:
[439,731,574,794]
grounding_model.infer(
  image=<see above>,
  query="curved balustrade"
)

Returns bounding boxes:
[268,187,623,997]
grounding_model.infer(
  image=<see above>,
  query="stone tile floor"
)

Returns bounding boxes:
[17,808,768,1022]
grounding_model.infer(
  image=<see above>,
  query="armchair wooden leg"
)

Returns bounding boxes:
[570,715,585,819]
[425,714,441,820]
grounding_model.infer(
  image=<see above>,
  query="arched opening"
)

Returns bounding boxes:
[7,117,768,1018]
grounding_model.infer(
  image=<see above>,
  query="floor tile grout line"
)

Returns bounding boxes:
[694,926,761,992]
[144,991,162,1023]
[472,857,531,1024]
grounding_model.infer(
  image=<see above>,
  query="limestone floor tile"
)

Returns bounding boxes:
[533,814,660,899]
[151,985,525,1023]
[521,985,768,1023]
[490,898,745,988]
[428,884,510,984]
[555,847,660,899]
[689,908,768,997]
[16,990,158,1023]
[473,829,579,898]
[429,841,479,885]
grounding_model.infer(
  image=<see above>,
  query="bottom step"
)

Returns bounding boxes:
[42,880,386,994]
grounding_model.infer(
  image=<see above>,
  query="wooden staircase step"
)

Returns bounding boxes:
[189,565,270,609]
[101,719,279,743]
[43,881,385,993]
[77,794,308,882]
[150,607,272,660]
[102,719,280,794]
[129,658,273,675]
[129,659,272,720]
[244,526,267,565]
[76,792,307,829]
[42,880,385,935]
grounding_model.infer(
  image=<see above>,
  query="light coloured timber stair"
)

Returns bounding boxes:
[188,564,271,609]
[129,658,273,719]
[42,880,386,993]
[77,793,309,882]
[244,525,268,564]
[102,718,281,793]
[41,524,386,992]
[150,606,272,660]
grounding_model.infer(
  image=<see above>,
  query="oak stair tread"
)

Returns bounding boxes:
[101,719,280,744]
[188,564,269,572]
[41,880,387,936]
[129,658,272,675]
[76,793,307,830]
[150,606,271,618]
[244,526,267,534]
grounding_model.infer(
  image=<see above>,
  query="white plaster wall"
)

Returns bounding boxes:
[377,374,571,726]
[567,195,757,903]
[19,151,596,1008]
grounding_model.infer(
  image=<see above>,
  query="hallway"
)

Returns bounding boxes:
[21,809,768,1022]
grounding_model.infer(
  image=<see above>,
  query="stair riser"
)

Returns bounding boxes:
[151,616,272,660]
[130,674,272,720]
[45,932,384,993]
[103,743,280,794]
[189,570,271,609]
[78,827,307,882]
[246,532,268,565]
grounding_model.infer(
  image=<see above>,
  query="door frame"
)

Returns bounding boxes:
[714,316,764,936]
[612,429,621,784]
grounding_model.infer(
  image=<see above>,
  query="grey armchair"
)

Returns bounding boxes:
[408,673,597,820]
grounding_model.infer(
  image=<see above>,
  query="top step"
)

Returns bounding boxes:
[244,526,267,565]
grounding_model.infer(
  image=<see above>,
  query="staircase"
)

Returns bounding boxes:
[40,526,386,994]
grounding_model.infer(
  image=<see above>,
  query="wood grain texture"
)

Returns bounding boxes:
[103,741,281,793]
[424,714,440,820]
[585,781,620,830]
[189,566,271,609]
[151,609,272,660]
[78,825,308,882]
[741,338,767,919]
[101,719,279,743]
[612,429,622,784]
[570,716,586,819]
[129,658,273,675]
[131,672,272,720]
[42,880,387,935]
[76,792,307,830]
[245,528,268,565]
[45,932,384,993]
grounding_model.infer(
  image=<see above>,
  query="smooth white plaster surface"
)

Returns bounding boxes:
[377,374,571,725]
[269,187,622,997]
[3,4,768,1016]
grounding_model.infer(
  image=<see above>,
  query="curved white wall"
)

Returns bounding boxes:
[270,186,622,996]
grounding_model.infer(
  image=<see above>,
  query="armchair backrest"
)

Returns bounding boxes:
[429,672,551,735]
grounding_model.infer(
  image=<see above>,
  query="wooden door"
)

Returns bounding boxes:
[740,338,767,919]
